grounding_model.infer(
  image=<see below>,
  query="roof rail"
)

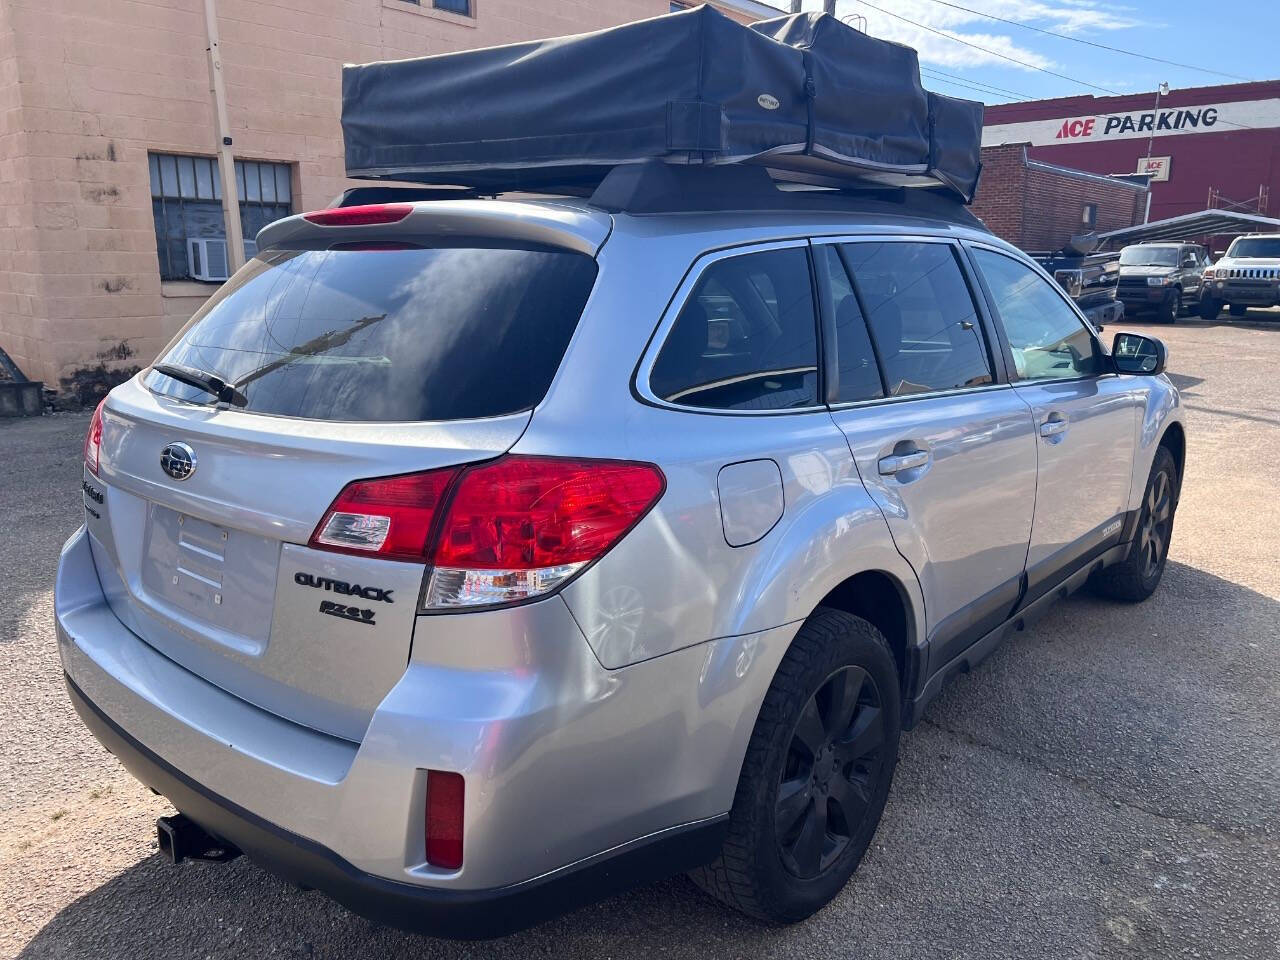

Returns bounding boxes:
[334,161,983,227]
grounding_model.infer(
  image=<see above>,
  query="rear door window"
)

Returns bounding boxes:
[649,246,819,411]
[839,241,992,397]
[814,244,884,404]
[145,244,598,422]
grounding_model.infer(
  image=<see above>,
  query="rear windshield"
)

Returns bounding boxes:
[145,244,598,421]
[1226,236,1280,259]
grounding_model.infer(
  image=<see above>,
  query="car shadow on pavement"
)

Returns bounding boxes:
[16,562,1280,960]
[14,853,760,959]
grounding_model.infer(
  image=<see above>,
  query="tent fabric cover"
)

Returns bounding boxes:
[341,6,983,202]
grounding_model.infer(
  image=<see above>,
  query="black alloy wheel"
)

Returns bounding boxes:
[775,665,887,879]
[1137,467,1173,580]
[1089,445,1177,602]
[690,608,901,922]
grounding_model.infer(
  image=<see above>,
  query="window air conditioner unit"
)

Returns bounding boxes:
[187,237,230,282]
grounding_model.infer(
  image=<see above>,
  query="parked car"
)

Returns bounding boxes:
[1030,233,1124,331]
[1115,242,1210,322]
[58,171,1186,937]
[1198,232,1280,318]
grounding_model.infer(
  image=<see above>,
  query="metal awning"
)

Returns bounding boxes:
[1100,209,1280,247]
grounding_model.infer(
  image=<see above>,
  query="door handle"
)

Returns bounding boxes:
[878,450,930,475]
[1039,414,1069,439]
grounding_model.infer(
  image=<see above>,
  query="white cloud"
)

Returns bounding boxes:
[758,0,1140,72]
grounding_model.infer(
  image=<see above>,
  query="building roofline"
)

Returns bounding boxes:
[706,0,785,20]
[986,142,1149,193]
[984,78,1280,123]
[1025,156,1149,192]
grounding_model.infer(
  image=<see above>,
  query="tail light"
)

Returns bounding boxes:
[311,469,459,561]
[425,770,465,869]
[84,398,106,475]
[308,456,665,609]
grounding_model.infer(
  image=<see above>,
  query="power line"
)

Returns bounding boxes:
[921,72,1023,102]
[920,0,1253,83]
[921,66,1033,100]
[921,70,1024,102]
[849,0,1122,95]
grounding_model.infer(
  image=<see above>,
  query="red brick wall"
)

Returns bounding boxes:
[971,143,1148,251]
[969,144,1028,245]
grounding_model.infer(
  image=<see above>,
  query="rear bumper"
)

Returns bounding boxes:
[64,675,725,939]
[1081,299,1123,328]
[56,524,788,933]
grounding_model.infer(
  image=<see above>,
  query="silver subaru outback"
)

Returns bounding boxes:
[57,185,1184,937]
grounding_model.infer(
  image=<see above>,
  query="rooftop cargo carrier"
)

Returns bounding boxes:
[341,5,984,202]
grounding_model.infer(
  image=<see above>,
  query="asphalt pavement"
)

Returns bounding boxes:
[2,315,1278,959]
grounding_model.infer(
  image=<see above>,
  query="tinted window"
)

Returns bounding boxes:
[972,248,1100,381]
[145,244,598,421]
[650,247,819,410]
[815,245,883,403]
[840,241,991,396]
[1120,246,1180,266]
[1227,236,1280,258]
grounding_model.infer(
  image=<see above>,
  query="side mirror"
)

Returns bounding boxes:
[1112,332,1167,376]
[1183,256,1197,268]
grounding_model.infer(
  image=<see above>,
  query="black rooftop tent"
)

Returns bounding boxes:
[340,5,984,203]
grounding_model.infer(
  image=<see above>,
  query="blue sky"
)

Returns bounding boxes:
[759,0,1280,104]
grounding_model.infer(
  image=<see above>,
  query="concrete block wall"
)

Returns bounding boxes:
[0,0,688,399]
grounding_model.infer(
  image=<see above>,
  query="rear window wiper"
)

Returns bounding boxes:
[152,363,247,407]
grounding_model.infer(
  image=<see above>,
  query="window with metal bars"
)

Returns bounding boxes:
[396,0,473,13]
[148,153,293,282]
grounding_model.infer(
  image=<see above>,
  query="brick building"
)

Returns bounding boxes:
[969,143,1149,252]
[0,0,774,401]
[983,81,1280,224]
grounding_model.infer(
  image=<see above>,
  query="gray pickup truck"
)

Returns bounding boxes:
[1031,234,1124,331]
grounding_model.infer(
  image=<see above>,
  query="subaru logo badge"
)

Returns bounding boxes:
[160,442,197,481]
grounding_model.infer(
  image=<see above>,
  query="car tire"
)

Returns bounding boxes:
[1199,297,1223,320]
[1089,446,1178,603]
[1230,303,1248,317]
[690,608,900,923]
[1158,291,1179,323]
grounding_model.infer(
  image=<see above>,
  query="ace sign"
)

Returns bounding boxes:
[983,97,1280,148]
[1137,156,1172,181]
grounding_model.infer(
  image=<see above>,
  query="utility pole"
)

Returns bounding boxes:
[1144,81,1169,164]
[203,0,245,273]
[1141,81,1169,223]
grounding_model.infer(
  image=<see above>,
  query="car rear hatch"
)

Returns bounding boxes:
[83,200,609,743]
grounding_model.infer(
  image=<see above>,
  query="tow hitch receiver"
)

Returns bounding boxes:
[156,814,241,864]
